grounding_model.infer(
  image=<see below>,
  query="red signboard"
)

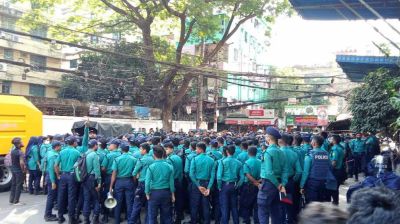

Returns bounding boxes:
[225,119,273,125]
[225,120,238,125]
[248,109,265,117]
[294,116,318,126]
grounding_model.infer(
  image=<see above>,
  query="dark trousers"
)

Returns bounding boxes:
[114,178,135,224]
[174,179,184,222]
[219,182,239,224]
[45,174,58,217]
[76,183,84,216]
[240,183,259,224]
[292,180,301,222]
[281,178,295,224]
[257,179,282,224]
[353,153,366,180]
[28,169,40,193]
[129,181,148,224]
[9,170,23,204]
[190,181,211,224]
[83,175,101,218]
[43,171,48,194]
[148,189,172,224]
[102,174,112,217]
[58,173,78,218]
[210,183,220,224]
[305,179,326,203]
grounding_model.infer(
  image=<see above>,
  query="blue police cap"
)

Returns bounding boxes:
[52,140,62,148]
[119,142,130,151]
[128,136,136,143]
[302,134,311,142]
[210,139,218,145]
[65,136,78,145]
[88,139,98,148]
[108,138,121,146]
[53,134,64,141]
[266,127,281,139]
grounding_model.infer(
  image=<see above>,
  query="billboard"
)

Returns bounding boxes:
[285,105,328,126]
[247,109,275,119]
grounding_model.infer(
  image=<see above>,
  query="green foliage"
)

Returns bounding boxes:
[349,69,399,134]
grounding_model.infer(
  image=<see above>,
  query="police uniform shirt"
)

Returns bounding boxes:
[189,153,216,190]
[166,154,183,181]
[217,156,244,189]
[208,148,223,161]
[46,149,59,184]
[132,154,154,182]
[350,139,366,154]
[96,147,107,164]
[77,127,89,155]
[145,160,175,195]
[261,144,289,188]
[330,144,345,170]
[243,156,261,183]
[101,150,122,175]
[234,146,242,158]
[237,150,249,164]
[40,143,52,171]
[184,150,197,175]
[27,145,40,171]
[112,152,137,178]
[281,146,302,180]
[85,149,101,184]
[55,145,80,172]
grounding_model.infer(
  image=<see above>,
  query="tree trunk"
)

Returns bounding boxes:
[161,99,173,132]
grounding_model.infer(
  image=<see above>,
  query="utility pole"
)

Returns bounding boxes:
[213,78,219,131]
[196,40,205,129]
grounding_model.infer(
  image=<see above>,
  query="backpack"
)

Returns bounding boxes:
[73,154,88,182]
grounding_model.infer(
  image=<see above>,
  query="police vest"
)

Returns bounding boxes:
[309,150,330,180]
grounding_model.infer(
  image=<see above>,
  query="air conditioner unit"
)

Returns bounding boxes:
[0,63,8,72]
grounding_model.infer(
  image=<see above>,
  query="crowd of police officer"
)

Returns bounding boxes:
[7,122,396,224]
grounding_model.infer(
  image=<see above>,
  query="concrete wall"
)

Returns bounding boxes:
[43,115,207,135]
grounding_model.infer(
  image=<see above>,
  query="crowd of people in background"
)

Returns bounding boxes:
[6,122,400,224]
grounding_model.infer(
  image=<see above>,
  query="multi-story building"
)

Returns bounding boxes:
[0,4,63,98]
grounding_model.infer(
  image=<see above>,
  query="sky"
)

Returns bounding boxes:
[265,15,400,67]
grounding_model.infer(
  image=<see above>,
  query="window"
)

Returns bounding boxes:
[1,80,11,94]
[29,84,45,97]
[70,59,78,69]
[234,48,238,61]
[0,16,16,30]
[30,54,46,72]
[4,49,13,60]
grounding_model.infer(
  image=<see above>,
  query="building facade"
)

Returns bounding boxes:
[0,4,63,98]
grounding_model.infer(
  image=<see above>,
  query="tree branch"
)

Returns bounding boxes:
[172,76,193,107]
[100,0,129,16]
[161,0,184,18]
[120,0,145,21]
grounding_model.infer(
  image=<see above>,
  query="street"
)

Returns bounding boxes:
[0,178,357,224]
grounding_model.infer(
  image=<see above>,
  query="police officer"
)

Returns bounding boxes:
[109,142,137,224]
[130,143,154,224]
[100,139,121,223]
[165,143,184,224]
[240,146,261,224]
[83,140,102,224]
[41,136,53,195]
[258,127,288,224]
[145,145,175,224]
[300,135,332,203]
[26,137,41,195]
[329,135,345,205]
[217,145,244,224]
[279,134,302,224]
[237,141,249,164]
[207,140,223,224]
[44,140,61,222]
[189,142,216,224]
[350,133,366,181]
[55,136,81,224]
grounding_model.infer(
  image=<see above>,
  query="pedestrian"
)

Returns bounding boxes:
[240,146,261,224]
[217,145,244,224]
[300,135,333,203]
[9,137,26,205]
[145,145,175,224]
[257,127,288,224]
[83,140,102,224]
[189,142,217,224]
[26,136,41,195]
[44,140,62,222]
[349,133,366,181]
[165,143,184,224]
[109,142,138,224]
[279,134,302,224]
[329,135,345,205]
[100,138,121,223]
[130,143,154,224]
[54,136,81,224]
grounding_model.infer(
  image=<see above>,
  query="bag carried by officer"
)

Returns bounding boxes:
[73,154,88,182]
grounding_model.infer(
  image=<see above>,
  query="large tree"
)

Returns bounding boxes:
[349,69,399,135]
[18,0,291,131]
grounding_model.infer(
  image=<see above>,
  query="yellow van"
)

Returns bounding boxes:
[0,95,42,191]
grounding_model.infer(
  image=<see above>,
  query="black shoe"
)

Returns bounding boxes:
[68,217,78,224]
[75,214,82,224]
[101,215,108,223]
[83,217,90,224]
[58,216,65,224]
[92,215,101,224]
[34,190,40,195]
[45,216,59,222]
